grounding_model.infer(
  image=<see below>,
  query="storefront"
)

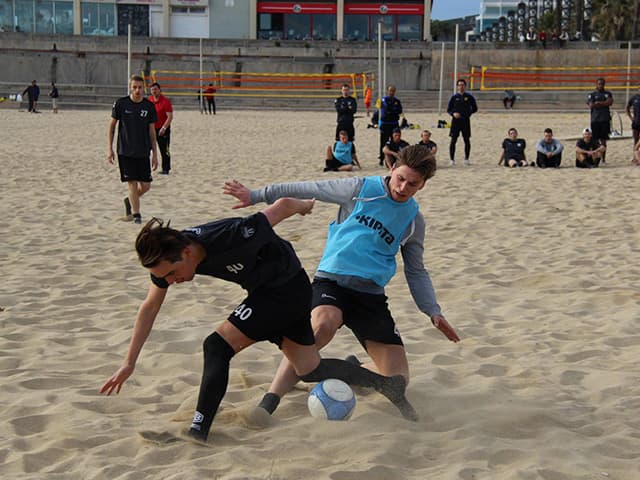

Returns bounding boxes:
[344,3,423,41]
[0,0,74,33]
[257,2,336,40]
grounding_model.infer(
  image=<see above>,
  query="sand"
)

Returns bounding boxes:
[1,105,639,480]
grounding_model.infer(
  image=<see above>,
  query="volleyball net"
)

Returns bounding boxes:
[143,70,375,100]
[470,66,640,91]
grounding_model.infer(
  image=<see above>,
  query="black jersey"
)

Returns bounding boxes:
[385,139,410,153]
[112,96,157,158]
[380,96,403,124]
[627,94,640,124]
[335,96,357,125]
[417,140,437,151]
[502,138,526,160]
[447,92,478,119]
[587,90,613,123]
[150,213,301,292]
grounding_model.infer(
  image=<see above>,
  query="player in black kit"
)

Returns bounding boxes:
[447,79,478,166]
[334,84,357,141]
[108,75,159,224]
[100,197,417,443]
[626,89,640,160]
[587,78,613,164]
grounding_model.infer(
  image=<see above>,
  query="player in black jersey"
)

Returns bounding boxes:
[100,197,417,443]
[334,84,357,141]
[626,90,640,161]
[586,78,613,164]
[447,79,478,166]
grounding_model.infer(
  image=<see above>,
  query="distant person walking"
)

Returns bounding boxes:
[107,75,158,224]
[22,80,40,113]
[447,78,478,166]
[148,82,174,175]
[204,83,216,115]
[49,82,59,114]
[587,78,613,164]
[334,83,357,141]
[378,85,403,165]
[364,86,372,117]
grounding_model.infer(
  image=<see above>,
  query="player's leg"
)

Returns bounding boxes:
[187,320,255,441]
[258,304,343,413]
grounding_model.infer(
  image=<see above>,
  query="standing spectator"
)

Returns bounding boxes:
[447,78,478,166]
[575,128,605,168]
[625,88,640,161]
[382,127,410,168]
[364,86,372,117]
[107,75,158,224]
[204,83,216,115]
[526,27,537,47]
[539,30,547,49]
[587,78,613,164]
[49,82,59,114]
[148,82,174,175]
[416,129,437,155]
[535,128,564,168]
[378,85,403,166]
[324,130,360,172]
[22,80,40,113]
[498,128,528,167]
[334,84,357,141]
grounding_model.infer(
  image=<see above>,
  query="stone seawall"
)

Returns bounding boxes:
[1,33,636,91]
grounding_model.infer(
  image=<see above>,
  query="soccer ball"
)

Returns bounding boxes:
[307,379,356,421]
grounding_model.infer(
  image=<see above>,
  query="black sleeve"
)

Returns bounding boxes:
[150,273,169,289]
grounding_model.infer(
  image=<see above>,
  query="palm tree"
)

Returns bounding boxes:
[590,0,633,40]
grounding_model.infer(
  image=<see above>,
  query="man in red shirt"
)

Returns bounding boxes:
[149,82,174,174]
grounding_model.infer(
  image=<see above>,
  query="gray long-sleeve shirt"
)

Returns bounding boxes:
[250,176,442,317]
[535,138,564,155]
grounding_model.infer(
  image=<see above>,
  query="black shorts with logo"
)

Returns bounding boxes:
[311,277,403,349]
[227,269,314,347]
[118,155,152,183]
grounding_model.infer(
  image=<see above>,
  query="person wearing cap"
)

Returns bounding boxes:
[535,128,564,168]
[575,128,605,168]
[498,128,528,167]
[382,127,410,169]
[587,78,613,163]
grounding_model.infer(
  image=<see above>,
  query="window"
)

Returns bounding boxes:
[82,2,116,36]
[0,0,14,31]
[258,13,283,39]
[54,1,73,34]
[284,13,309,40]
[344,14,368,40]
[397,15,420,41]
[15,0,35,32]
[312,14,335,40]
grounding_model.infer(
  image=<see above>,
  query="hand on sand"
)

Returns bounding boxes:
[100,364,134,395]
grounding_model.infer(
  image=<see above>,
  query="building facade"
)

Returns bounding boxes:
[0,0,434,41]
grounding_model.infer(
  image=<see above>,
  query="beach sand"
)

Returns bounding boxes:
[1,106,639,479]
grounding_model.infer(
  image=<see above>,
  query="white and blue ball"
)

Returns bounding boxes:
[307,379,356,421]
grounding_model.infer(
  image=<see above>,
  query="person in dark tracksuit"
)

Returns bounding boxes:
[334,84,357,141]
[378,85,403,166]
[447,79,478,166]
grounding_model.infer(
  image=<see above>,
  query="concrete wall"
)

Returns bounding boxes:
[0,33,636,91]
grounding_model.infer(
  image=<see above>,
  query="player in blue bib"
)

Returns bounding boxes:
[225,145,460,420]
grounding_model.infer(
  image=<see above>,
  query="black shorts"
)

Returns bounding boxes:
[631,122,640,132]
[325,157,347,170]
[590,121,610,141]
[311,277,403,349]
[450,118,471,139]
[228,269,314,347]
[118,155,152,183]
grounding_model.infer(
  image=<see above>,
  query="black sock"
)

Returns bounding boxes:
[188,332,235,441]
[258,392,281,414]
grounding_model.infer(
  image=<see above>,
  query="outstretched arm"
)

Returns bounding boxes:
[100,283,167,395]
[262,197,315,227]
